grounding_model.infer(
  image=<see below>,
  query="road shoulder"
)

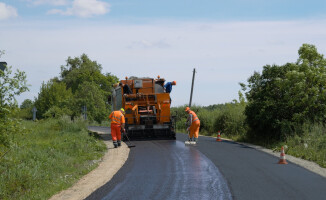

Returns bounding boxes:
[199,134,326,179]
[50,130,130,200]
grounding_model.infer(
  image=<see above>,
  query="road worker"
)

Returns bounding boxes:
[164,81,176,93]
[109,108,126,148]
[185,107,200,143]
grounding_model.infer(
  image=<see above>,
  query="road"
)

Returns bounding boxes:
[86,128,326,200]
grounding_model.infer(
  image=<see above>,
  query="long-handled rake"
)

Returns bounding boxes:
[123,131,136,148]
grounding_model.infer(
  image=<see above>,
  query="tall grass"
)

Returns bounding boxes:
[285,123,326,168]
[0,117,106,200]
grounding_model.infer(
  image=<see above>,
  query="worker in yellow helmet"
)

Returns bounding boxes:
[185,107,200,144]
[109,108,125,148]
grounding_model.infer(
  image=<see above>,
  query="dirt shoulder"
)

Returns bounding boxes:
[50,129,129,200]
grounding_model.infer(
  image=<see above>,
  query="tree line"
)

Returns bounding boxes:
[20,54,118,123]
[173,44,326,144]
[2,43,326,147]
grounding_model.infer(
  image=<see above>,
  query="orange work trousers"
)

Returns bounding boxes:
[189,120,200,138]
[111,123,122,141]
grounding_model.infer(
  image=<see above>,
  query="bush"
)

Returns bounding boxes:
[43,106,73,119]
[197,109,221,135]
[171,105,188,132]
[242,44,326,143]
[172,102,247,138]
[285,122,326,167]
[213,103,247,137]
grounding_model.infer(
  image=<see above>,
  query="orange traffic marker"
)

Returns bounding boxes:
[216,131,222,142]
[278,146,288,164]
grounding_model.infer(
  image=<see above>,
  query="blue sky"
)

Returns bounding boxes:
[2,0,326,20]
[1,0,326,106]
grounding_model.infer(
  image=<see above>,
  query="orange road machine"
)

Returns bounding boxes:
[110,76,176,139]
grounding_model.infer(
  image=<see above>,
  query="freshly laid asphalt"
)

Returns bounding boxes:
[86,132,326,200]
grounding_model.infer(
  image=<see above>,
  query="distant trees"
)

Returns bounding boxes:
[34,80,73,118]
[20,99,33,109]
[241,44,326,142]
[34,54,118,123]
[73,82,107,123]
[18,99,34,120]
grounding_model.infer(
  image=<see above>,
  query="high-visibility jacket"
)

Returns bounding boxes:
[189,110,199,123]
[109,111,125,125]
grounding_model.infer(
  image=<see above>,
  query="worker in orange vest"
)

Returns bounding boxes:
[109,108,126,148]
[185,107,200,143]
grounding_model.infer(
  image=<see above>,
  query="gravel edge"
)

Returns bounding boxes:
[49,130,130,200]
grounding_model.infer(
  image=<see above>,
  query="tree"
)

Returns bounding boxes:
[18,99,34,120]
[33,54,118,122]
[59,54,118,123]
[0,66,29,109]
[73,82,108,123]
[242,44,326,142]
[0,52,29,149]
[34,80,73,118]
[60,54,118,97]
[20,99,33,109]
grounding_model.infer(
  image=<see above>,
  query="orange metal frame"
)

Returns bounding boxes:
[120,78,171,125]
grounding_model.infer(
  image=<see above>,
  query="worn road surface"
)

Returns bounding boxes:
[86,131,326,200]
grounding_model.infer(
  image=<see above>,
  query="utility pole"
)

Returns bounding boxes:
[189,68,196,107]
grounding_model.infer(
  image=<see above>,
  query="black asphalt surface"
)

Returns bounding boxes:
[87,127,326,200]
[177,133,326,200]
[86,139,231,200]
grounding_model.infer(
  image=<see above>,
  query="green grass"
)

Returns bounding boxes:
[0,117,106,200]
[284,124,326,168]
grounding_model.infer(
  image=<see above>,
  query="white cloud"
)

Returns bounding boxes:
[1,20,326,106]
[28,0,69,6]
[0,3,18,20]
[48,0,110,17]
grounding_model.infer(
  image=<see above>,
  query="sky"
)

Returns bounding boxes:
[1,0,326,107]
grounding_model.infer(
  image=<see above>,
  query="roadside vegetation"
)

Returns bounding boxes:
[0,52,112,199]
[172,93,247,139]
[33,54,118,123]
[173,44,326,168]
[0,117,106,200]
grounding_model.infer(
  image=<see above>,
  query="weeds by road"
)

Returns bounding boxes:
[0,117,106,200]
[284,124,326,168]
